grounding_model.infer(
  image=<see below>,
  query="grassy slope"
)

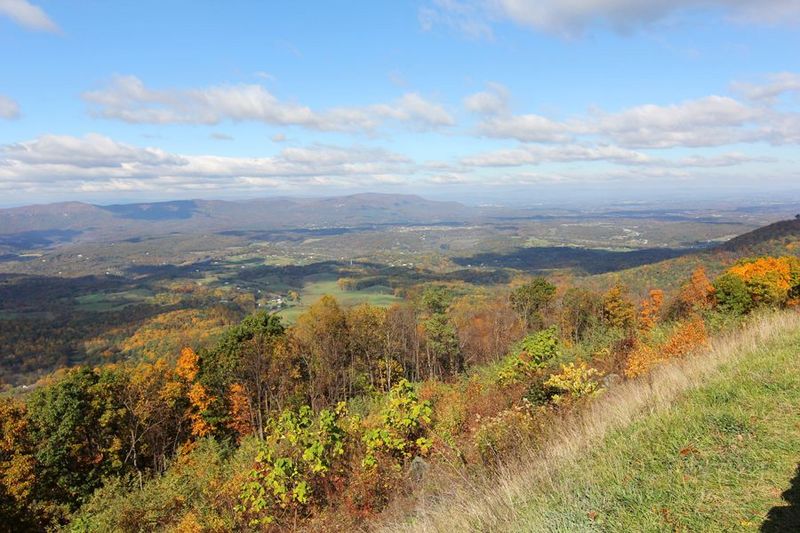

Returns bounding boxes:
[384,312,800,532]
[512,315,800,532]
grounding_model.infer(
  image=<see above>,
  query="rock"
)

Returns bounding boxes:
[408,456,429,483]
[602,373,622,388]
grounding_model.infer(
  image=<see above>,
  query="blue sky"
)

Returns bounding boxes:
[1,0,800,206]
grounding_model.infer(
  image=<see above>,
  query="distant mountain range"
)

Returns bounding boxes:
[0,194,474,250]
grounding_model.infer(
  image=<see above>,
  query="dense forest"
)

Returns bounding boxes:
[1,254,799,531]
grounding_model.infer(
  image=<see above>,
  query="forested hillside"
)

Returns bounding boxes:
[2,243,800,531]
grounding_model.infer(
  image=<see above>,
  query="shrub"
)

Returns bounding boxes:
[472,401,540,465]
[362,380,432,469]
[544,362,603,405]
[713,273,753,316]
[238,403,349,527]
[625,316,708,378]
[498,327,560,384]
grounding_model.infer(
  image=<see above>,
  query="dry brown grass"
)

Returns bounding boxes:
[376,310,800,533]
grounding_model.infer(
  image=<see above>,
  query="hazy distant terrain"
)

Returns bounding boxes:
[1,193,797,386]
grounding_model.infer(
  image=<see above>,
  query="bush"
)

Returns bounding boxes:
[362,380,432,469]
[238,403,350,527]
[544,362,604,405]
[498,327,560,383]
[472,402,540,465]
[713,273,752,316]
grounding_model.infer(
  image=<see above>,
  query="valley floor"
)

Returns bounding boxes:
[387,311,800,532]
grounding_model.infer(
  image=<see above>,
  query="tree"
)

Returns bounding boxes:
[420,285,454,315]
[348,304,398,391]
[559,287,603,343]
[726,256,800,307]
[27,367,125,509]
[450,294,523,367]
[236,331,300,440]
[639,289,664,332]
[119,359,188,478]
[713,273,752,316]
[677,266,715,314]
[423,313,461,378]
[385,303,422,381]
[0,397,38,530]
[197,312,286,436]
[510,277,556,331]
[602,284,635,330]
[292,296,350,410]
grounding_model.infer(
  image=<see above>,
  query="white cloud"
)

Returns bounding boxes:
[463,143,653,166]
[422,0,800,38]
[733,72,800,103]
[590,95,763,148]
[464,82,509,115]
[0,0,58,32]
[83,75,454,132]
[676,152,774,167]
[470,93,784,148]
[0,134,419,195]
[3,133,185,168]
[0,94,20,119]
[462,142,773,170]
[478,113,573,142]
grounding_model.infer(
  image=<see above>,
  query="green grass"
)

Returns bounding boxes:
[74,289,154,312]
[277,279,399,322]
[511,320,800,532]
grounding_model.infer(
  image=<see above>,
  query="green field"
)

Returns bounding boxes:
[74,289,154,312]
[277,278,399,322]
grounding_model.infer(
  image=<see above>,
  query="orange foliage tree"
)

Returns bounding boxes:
[726,256,800,307]
[625,316,708,378]
[677,266,715,314]
[639,289,664,332]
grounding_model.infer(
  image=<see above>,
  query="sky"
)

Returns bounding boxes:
[1,0,800,207]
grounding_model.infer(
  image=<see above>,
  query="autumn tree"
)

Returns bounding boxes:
[725,256,800,307]
[676,266,715,315]
[292,296,351,410]
[0,397,38,530]
[450,293,523,367]
[559,287,603,344]
[423,313,461,379]
[639,289,664,332]
[197,311,286,437]
[385,303,423,381]
[348,304,400,391]
[118,359,188,477]
[236,328,301,439]
[602,284,636,330]
[510,277,556,331]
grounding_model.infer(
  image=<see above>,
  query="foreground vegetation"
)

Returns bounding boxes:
[387,310,800,532]
[1,252,799,531]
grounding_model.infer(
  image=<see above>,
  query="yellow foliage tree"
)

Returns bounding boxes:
[602,284,636,329]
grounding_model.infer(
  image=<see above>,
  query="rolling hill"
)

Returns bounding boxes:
[0,194,474,251]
